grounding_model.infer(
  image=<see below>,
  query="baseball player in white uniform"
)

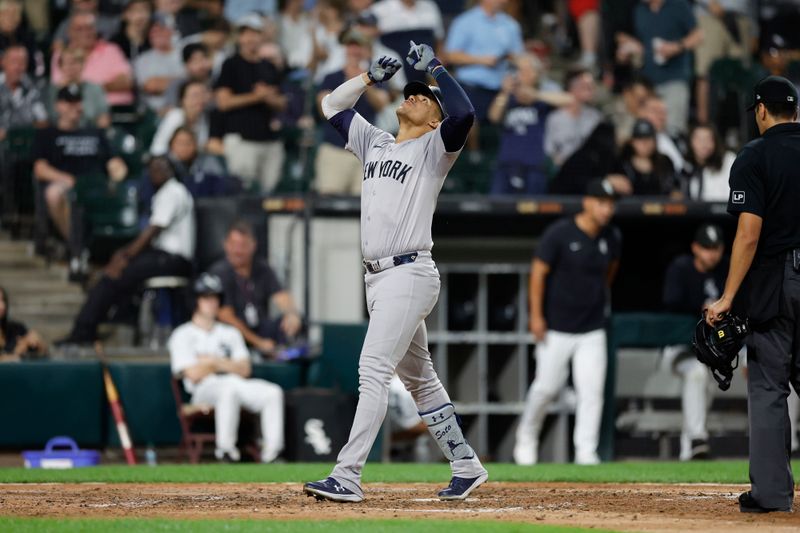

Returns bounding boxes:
[169,273,284,463]
[303,42,488,502]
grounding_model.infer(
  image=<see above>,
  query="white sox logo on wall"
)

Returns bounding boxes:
[732,191,745,204]
[304,419,332,455]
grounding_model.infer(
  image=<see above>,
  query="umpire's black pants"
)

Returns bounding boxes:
[747,255,800,509]
[69,248,192,342]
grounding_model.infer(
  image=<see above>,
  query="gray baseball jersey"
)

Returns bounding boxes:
[346,113,460,260]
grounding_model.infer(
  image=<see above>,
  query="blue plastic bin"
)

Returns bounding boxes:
[22,436,101,469]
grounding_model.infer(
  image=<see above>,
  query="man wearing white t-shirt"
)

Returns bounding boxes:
[169,273,284,463]
[60,156,195,345]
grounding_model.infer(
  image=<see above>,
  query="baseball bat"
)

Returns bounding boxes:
[96,342,137,465]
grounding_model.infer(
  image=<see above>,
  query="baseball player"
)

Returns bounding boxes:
[168,273,284,463]
[303,42,488,502]
[662,223,727,460]
[514,179,621,465]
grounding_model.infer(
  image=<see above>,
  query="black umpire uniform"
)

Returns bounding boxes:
[712,76,800,513]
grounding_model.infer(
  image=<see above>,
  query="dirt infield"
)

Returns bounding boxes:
[1,482,799,532]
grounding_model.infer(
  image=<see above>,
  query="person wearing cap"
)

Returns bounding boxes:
[168,272,285,463]
[59,156,193,344]
[705,75,800,513]
[134,14,185,113]
[33,84,127,279]
[514,178,622,466]
[303,42,489,502]
[614,118,678,196]
[662,223,728,460]
[214,12,287,193]
[313,28,391,195]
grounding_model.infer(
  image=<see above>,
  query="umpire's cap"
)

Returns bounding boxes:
[193,273,223,298]
[404,81,447,119]
[746,75,798,111]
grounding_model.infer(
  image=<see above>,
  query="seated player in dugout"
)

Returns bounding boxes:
[662,223,728,461]
[209,220,304,358]
[169,273,285,463]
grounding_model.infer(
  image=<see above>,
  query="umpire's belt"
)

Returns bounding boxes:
[363,251,420,274]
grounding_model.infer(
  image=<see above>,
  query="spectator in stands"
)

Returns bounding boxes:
[694,1,753,124]
[257,13,285,72]
[278,0,313,74]
[568,0,600,71]
[637,93,685,172]
[0,286,45,362]
[608,75,653,146]
[215,14,287,193]
[163,42,214,111]
[33,85,127,278]
[166,126,232,197]
[0,44,48,140]
[58,156,194,345]
[51,11,135,107]
[616,0,702,136]
[314,30,390,195]
[369,0,445,83]
[224,0,277,25]
[680,124,735,202]
[52,0,120,48]
[151,80,211,155]
[312,0,347,83]
[444,0,523,160]
[168,272,285,463]
[154,0,202,39]
[544,68,602,168]
[0,0,43,76]
[46,47,110,129]
[210,220,303,358]
[613,118,677,196]
[488,53,573,195]
[110,0,152,62]
[178,17,233,78]
[662,223,727,460]
[135,15,185,113]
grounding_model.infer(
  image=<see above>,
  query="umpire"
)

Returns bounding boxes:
[706,75,800,513]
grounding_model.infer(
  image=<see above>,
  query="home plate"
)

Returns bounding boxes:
[383,506,524,514]
[410,498,479,503]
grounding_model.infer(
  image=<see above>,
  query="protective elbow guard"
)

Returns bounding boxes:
[419,403,475,461]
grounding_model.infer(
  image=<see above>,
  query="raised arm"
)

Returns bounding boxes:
[407,41,475,152]
[321,56,401,143]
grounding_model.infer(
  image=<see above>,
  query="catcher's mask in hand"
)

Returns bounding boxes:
[692,312,749,391]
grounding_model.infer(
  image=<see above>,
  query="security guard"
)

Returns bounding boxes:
[706,75,800,513]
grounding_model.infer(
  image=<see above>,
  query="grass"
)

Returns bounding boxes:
[0,518,620,533]
[0,460,764,485]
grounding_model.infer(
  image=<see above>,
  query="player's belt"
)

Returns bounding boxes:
[363,252,419,274]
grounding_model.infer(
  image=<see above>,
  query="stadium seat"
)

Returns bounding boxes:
[1,127,37,236]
